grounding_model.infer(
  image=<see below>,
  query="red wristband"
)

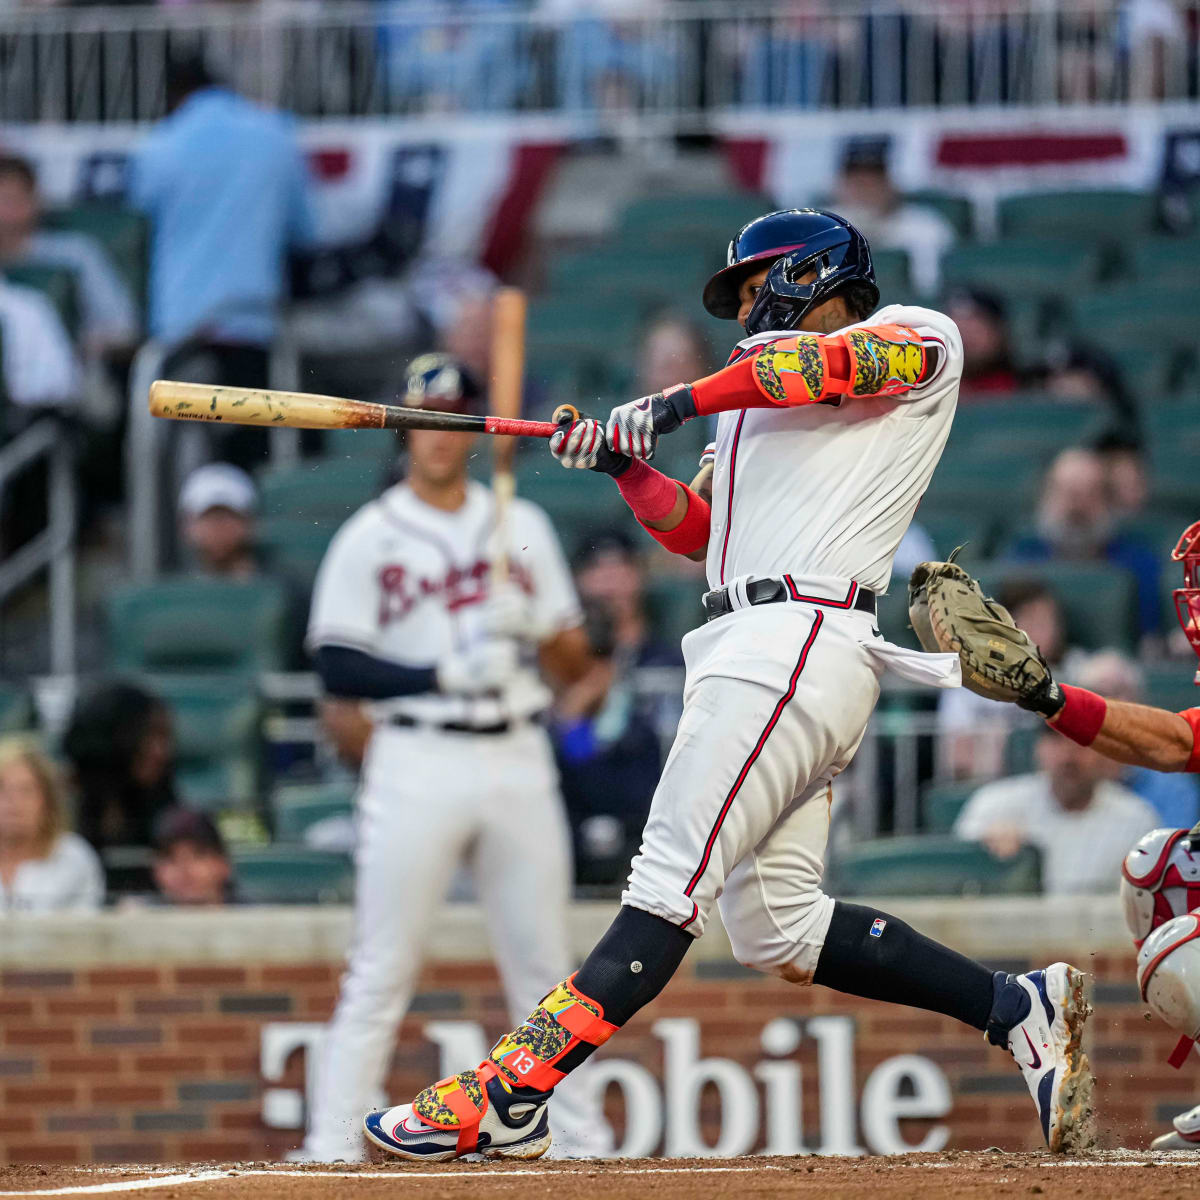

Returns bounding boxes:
[640,485,710,556]
[615,459,679,523]
[1048,684,1107,746]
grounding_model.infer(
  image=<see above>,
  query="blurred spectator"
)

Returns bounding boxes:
[0,737,104,913]
[1032,339,1141,446]
[438,285,494,384]
[945,288,1020,398]
[62,680,177,860]
[554,533,676,884]
[635,313,711,395]
[832,139,957,294]
[0,154,138,357]
[937,579,1088,779]
[0,277,80,415]
[1075,650,1200,826]
[1102,444,1150,520]
[151,807,233,906]
[1009,447,1163,640]
[953,727,1157,894]
[130,54,314,385]
[179,462,259,579]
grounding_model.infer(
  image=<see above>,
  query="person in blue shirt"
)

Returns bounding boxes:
[130,55,314,387]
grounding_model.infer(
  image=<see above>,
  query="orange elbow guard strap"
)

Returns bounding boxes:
[691,324,928,414]
[640,484,710,556]
[486,975,618,1092]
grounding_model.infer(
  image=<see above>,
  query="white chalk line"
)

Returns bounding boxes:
[5,1157,1200,1197]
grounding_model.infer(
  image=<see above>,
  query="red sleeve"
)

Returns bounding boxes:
[1180,708,1200,773]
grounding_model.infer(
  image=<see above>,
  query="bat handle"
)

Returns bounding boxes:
[552,404,581,426]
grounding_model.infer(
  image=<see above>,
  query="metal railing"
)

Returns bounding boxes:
[1,0,1197,126]
[0,417,77,675]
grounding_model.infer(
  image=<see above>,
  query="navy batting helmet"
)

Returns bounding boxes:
[702,208,879,338]
[403,352,483,415]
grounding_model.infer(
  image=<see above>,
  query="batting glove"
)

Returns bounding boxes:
[550,416,632,476]
[436,638,519,695]
[606,384,697,461]
[480,583,532,640]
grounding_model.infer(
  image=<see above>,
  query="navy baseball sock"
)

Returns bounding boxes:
[814,900,1001,1031]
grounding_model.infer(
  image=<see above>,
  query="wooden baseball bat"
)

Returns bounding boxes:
[489,287,527,584]
[148,380,575,439]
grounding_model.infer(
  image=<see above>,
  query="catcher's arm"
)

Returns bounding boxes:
[1055,696,1197,773]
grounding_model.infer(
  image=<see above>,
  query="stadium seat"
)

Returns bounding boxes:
[3,263,80,338]
[914,510,996,560]
[271,780,357,841]
[871,248,914,301]
[547,247,713,305]
[974,561,1139,652]
[1069,285,1198,353]
[1129,238,1200,290]
[874,585,920,649]
[257,517,337,591]
[232,847,354,903]
[996,189,1159,243]
[829,835,1042,897]
[941,240,1101,307]
[615,193,774,247]
[644,576,707,650]
[513,457,629,556]
[944,396,1106,461]
[921,780,980,833]
[921,454,1043,525]
[258,459,385,523]
[150,675,262,810]
[1109,345,1177,398]
[106,578,289,674]
[0,683,32,733]
[43,205,149,320]
[902,189,974,239]
[1143,662,1200,715]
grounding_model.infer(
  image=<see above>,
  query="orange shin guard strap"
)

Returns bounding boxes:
[443,1085,486,1155]
[556,996,619,1045]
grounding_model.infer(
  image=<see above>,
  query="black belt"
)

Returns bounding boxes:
[389,714,512,736]
[703,577,876,622]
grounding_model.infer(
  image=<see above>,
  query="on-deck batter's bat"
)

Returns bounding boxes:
[148,380,577,439]
[489,287,527,584]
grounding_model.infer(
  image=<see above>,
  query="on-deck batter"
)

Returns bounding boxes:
[364,211,1095,1162]
[297,354,609,1161]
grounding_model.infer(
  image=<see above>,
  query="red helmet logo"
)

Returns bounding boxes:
[1172,519,1200,684]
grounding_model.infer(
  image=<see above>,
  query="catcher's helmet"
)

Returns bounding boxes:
[402,352,483,415]
[1173,519,1200,684]
[702,208,879,338]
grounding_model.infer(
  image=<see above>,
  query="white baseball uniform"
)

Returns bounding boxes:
[302,478,609,1160]
[623,304,964,976]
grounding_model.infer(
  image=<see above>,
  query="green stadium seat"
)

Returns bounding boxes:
[258,459,385,523]
[42,205,149,321]
[616,193,774,246]
[1129,238,1200,289]
[945,396,1106,461]
[829,835,1042,897]
[875,585,919,649]
[915,510,996,560]
[974,561,1139,652]
[921,454,1043,525]
[548,247,713,304]
[1069,285,1197,353]
[513,458,629,558]
[996,189,1158,243]
[942,240,1101,307]
[871,248,914,301]
[902,190,974,239]
[1143,662,1200,715]
[1109,345,1177,397]
[0,683,33,733]
[232,847,354,903]
[107,578,289,674]
[271,781,357,841]
[3,263,80,338]
[921,780,980,833]
[644,576,707,650]
[150,675,262,810]
[257,517,336,591]
[323,427,399,466]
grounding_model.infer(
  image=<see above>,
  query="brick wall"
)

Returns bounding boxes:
[0,948,1191,1162]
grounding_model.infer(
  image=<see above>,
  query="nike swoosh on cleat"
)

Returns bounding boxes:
[1023,1029,1042,1070]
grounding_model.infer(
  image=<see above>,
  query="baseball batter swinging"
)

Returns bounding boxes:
[297,354,609,1161]
[364,209,1096,1160]
[909,522,1200,1148]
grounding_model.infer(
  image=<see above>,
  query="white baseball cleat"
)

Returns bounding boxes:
[989,962,1095,1152]
[364,1067,552,1162]
[1151,1104,1200,1150]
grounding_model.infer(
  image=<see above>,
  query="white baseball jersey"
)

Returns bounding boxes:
[307,480,582,726]
[704,304,963,593]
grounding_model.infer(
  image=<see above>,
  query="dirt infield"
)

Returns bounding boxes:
[2,1153,1200,1199]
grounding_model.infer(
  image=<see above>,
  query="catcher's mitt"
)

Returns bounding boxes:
[907,555,1058,710]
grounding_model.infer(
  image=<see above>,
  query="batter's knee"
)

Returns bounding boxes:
[723,888,835,985]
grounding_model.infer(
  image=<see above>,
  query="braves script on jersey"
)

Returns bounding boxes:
[307,480,581,726]
[706,304,962,591]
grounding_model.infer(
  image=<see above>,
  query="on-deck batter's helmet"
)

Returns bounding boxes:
[1173,519,1200,683]
[702,208,880,338]
[403,352,483,415]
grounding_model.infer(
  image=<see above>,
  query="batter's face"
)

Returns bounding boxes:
[407,427,475,488]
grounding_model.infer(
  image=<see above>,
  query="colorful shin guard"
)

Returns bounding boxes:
[409,975,617,1154]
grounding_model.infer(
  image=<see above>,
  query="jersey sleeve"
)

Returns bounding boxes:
[306,512,382,656]
[514,501,584,642]
[1180,707,1200,773]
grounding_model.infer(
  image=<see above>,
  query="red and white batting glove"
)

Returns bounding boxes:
[605,384,697,461]
[550,416,632,476]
